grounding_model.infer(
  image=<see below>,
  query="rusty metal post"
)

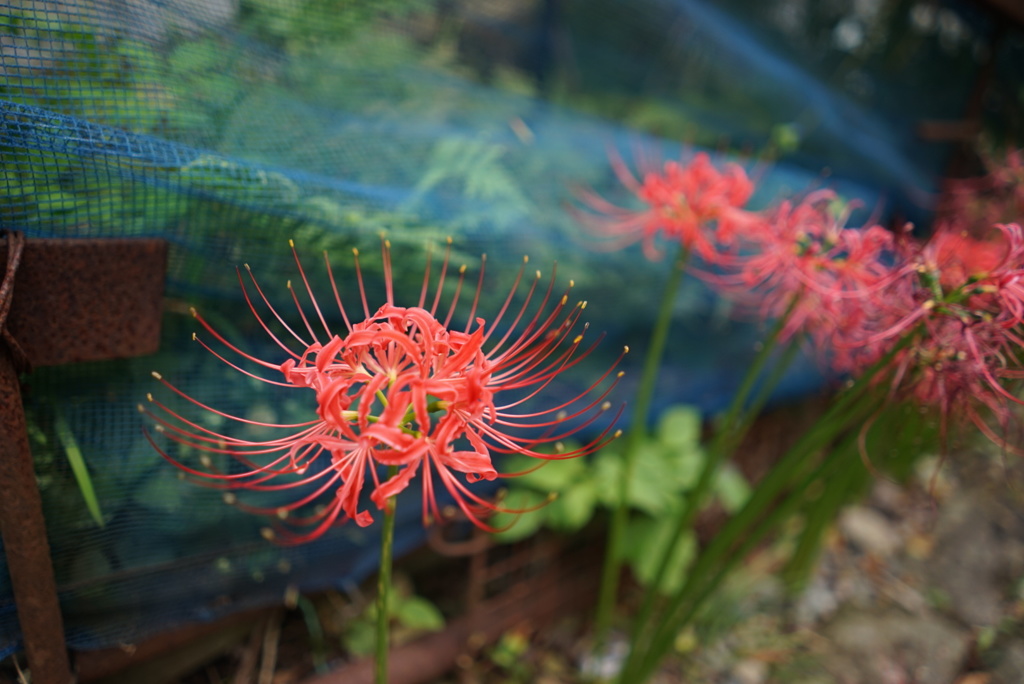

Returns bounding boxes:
[0,231,73,683]
[0,234,168,684]
[0,346,74,683]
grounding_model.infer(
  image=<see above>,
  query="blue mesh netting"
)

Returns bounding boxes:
[1,0,1020,660]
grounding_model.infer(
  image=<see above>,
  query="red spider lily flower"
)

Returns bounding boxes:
[573,149,759,262]
[848,224,1024,447]
[142,239,625,543]
[893,314,1024,445]
[705,191,897,368]
[927,227,1008,288]
[921,223,1024,329]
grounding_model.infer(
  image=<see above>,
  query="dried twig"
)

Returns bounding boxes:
[233,614,271,684]
[258,609,285,684]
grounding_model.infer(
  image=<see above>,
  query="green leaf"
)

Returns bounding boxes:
[714,466,751,514]
[668,448,704,491]
[25,417,48,446]
[490,629,530,668]
[513,455,585,493]
[628,443,684,515]
[343,621,376,658]
[490,489,549,543]
[395,596,445,632]
[54,411,104,527]
[770,122,802,155]
[545,478,597,532]
[622,512,696,594]
[592,449,624,508]
[977,625,997,651]
[134,467,187,513]
[657,405,703,449]
[593,445,680,514]
[168,40,222,73]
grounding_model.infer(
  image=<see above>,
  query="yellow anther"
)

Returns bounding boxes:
[288,238,295,247]
[523,255,529,263]
[151,371,163,380]
[223,493,237,505]
[617,371,625,378]
[923,300,936,310]
[286,280,292,289]
[447,236,453,245]
[352,248,359,256]
[189,307,197,317]
[459,264,467,274]
[146,393,154,402]
[580,301,588,310]
[624,345,630,354]
[192,333,197,341]
[385,239,391,249]
[613,430,623,438]
[200,455,213,468]
[573,335,583,344]
[569,279,575,287]
[260,528,276,541]
[601,401,611,411]
[561,294,568,305]
[244,263,251,271]
[277,508,289,520]
[547,492,559,502]
[155,425,166,434]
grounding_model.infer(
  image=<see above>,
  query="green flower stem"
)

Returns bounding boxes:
[625,442,831,681]
[781,437,868,590]
[622,332,917,683]
[627,393,880,683]
[594,244,690,648]
[668,420,871,628]
[628,302,801,653]
[297,595,329,674]
[724,339,802,454]
[376,466,398,684]
[700,421,869,605]
[717,293,803,442]
[634,447,858,683]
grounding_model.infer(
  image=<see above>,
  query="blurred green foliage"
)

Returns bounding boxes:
[341,582,445,658]
[491,405,750,594]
